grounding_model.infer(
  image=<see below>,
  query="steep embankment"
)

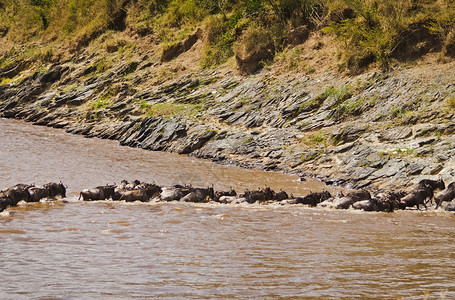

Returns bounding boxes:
[1,1,455,191]
[1,48,455,191]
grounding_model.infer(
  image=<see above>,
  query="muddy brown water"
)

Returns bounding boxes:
[1,118,454,299]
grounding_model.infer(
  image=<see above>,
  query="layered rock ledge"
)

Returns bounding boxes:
[1,56,455,191]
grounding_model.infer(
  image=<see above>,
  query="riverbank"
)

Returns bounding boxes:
[1,52,455,192]
[3,1,455,192]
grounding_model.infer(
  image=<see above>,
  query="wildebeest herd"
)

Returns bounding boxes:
[0,182,66,212]
[1,178,455,213]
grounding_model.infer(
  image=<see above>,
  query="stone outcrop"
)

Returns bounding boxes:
[1,55,455,192]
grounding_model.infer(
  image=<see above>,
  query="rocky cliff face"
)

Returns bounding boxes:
[1,53,454,190]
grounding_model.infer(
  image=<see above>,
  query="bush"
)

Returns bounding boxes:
[200,13,245,68]
[322,0,455,72]
[444,29,455,57]
[234,25,275,74]
[2,0,455,74]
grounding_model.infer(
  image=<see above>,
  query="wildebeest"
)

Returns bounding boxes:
[113,180,153,200]
[0,195,13,212]
[332,189,371,209]
[27,182,67,202]
[401,187,433,210]
[273,190,289,201]
[181,187,215,203]
[160,185,192,202]
[44,182,66,199]
[27,186,51,202]
[218,195,247,204]
[372,190,407,211]
[400,178,445,209]
[435,182,455,209]
[214,188,237,202]
[417,178,445,204]
[119,184,162,202]
[418,178,446,191]
[240,187,275,204]
[0,184,31,205]
[296,190,332,206]
[401,178,445,210]
[79,185,116,201]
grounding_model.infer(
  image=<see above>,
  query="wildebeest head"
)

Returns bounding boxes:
[118,180,129,189]
[44,182,67,198]
[418,178,445,191]
[144,184,162,198]
[1,195,13,211]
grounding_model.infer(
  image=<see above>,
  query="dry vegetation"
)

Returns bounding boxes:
[1,0,455,75]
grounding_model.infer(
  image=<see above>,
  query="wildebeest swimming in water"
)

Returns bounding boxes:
[28,186,51,202]
[160,185,193,202]
[1,183,31,207]
[296,190,331,207]
[333,189,371,209]
[119,183,162,202]
[239,186,279,204]
[44,182,67,199]
[180,186,215,203]
[400,178,446,210]
[214,188,237,202]
[352,190,407,212]
[78,185,116,201]
[0,182,67,212]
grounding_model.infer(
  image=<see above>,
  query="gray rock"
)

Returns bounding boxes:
[332,124,367,144]
[407,162,425,175]
[379,126,412,141]
[370,159,407,179]
[176,128,217,154]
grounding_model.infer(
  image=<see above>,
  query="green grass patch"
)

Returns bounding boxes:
[379,147,414,158]
[300,130,326,147]
[145,102,202,118]
[91,98,109,111]
[301,151,322,162]
[2,0,455,75]
[445,96,455,109]
[332,96,364,120]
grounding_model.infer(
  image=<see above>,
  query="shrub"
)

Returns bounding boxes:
[445,96,455,109]
[234,25,275,74]
[444,29,455,57]
[91,98,109,110]
[200,12,247,68]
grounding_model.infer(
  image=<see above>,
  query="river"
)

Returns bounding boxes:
[1,118,454,299]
